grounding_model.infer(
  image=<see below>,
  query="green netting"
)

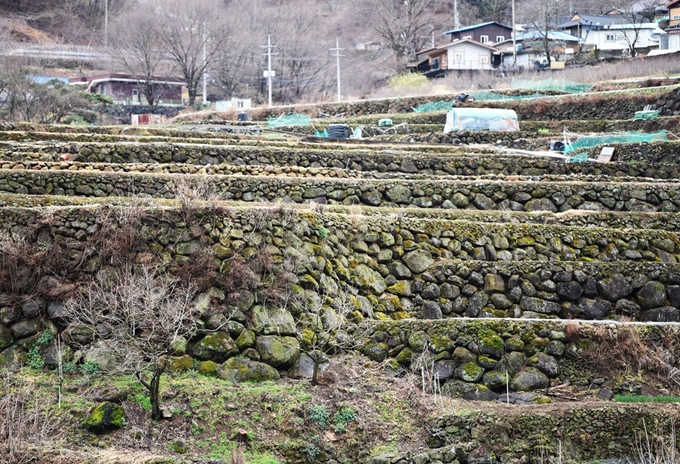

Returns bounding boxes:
[511,78,593,93]
[633,110,659,121]
[564,130,667,153]
[267,114,311,128]
[413,100,454,113]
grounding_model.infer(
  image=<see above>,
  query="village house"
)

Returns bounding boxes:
[443,22,513,45]
[414,39,500,77]
[69,73,186,106]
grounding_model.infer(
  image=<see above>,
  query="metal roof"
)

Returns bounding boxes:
[443,21,512,35]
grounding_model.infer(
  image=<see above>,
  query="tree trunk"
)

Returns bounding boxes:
[150,370,161,421]
[311,352,320,386]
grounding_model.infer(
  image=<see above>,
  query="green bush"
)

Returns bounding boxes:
[332,406,357,433]
[80,361,101,376]
[307,404,330,429]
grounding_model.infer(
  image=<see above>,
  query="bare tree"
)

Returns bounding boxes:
[357,0,442,66]
[108,9,172,109]
[154,0,228,105]
[518,0,563,66]
[62,265,199,421]
[297,286,371,385]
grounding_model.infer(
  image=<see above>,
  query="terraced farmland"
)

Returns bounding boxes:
[2,87,680,464]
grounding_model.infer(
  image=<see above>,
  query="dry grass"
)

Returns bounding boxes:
[571,324,679,381]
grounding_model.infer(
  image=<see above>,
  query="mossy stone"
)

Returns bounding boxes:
[86,402,126,433]
[190,332,239,362]
[408,330,428,352]
[0,325,13,351]
[483,370,509,392]
[218,357,280,382]
[455,361,484,383]
[168,355,194,372]
[511,367,550,392]
[477,328,504,359]
[250,306,296,336]
[198,360,218,376]
[255,336,300,368]
[387,281,412,297]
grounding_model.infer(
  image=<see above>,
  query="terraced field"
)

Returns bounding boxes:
[2,87,680,464]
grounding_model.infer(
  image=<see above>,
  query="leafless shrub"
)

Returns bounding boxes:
[297,286,373,385]
[171,176,221,223]
[62,265,199,421]
[0,372,60,463]
[631,419,678,464]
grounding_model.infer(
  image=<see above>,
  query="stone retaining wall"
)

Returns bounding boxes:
[4,156,680,182]
[2,207,680,399]
[247,89,668,121]
[1,170,679,213]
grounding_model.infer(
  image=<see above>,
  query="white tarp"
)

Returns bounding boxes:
[444,108,520,133]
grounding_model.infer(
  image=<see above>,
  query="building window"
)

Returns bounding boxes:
[433,58,440,69]
[605,34,616,42]
[496,36,505,42]
[480,35,489,43]
[454,52,464,62]
[462,35,472,40]
[480,55,489,64]
[674,15,680,19]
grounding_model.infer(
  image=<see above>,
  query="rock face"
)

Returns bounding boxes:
[218,357,280,382]
[86,402,126,433]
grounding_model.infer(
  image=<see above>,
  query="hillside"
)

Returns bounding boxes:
[2,82,680,463]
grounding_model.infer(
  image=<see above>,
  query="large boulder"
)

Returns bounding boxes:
[511,367,550,391]
[520,297,560,315]
[190,333,239,362]
[597,275,632,302]
[86,402,126,433]
[454,362,484,383]
[528,353,559,378]
[288,352,329,379]
[255,336,300,368]
[354,264,387,293]
[578,298,612,320]
[641,307,680,322]
[441,380,499,401]
[249,306,296,335]
[402,250,434,274]
[635,281,667,309]
[218,357,280,383]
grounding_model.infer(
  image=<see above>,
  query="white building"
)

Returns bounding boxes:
[584,23,666,53]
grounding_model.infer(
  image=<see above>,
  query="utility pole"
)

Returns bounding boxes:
[261,35,278,107]
[104,0,108,48]
[454,0,460,29]
[330,38,344,102]
[202,24,208,106]
[512,0,517,66]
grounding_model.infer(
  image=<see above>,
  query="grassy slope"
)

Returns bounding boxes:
[1,356,432,464]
